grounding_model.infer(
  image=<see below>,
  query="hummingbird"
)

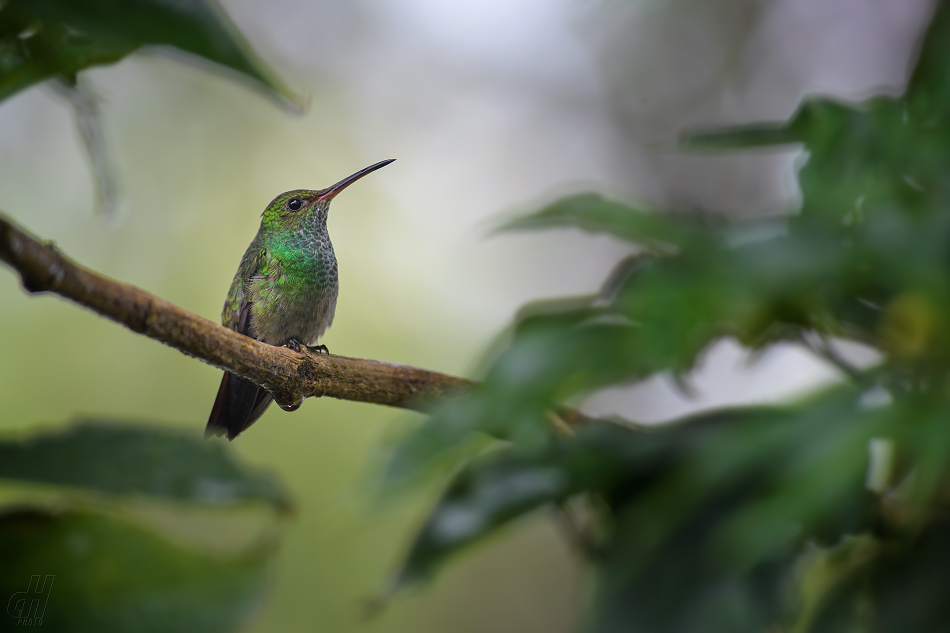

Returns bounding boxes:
[206,159,395,440]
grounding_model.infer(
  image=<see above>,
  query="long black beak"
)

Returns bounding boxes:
[317,159,395,201]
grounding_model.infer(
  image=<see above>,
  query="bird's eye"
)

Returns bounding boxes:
[288,197,302,211]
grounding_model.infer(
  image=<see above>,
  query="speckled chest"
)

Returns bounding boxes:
[248,227,339,346]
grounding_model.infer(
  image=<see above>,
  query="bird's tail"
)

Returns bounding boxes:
[205,371,273,440]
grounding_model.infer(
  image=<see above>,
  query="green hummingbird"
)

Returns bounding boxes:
[206,158,395,440]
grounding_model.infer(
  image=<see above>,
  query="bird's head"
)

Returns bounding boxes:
[261,158,395,232]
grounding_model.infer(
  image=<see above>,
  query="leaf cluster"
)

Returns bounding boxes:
[389,4,950,631]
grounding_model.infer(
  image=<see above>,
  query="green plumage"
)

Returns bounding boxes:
[207,160,395,440]
[222,189,339,346]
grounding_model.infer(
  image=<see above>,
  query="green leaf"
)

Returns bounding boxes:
[0,0,300,106]
[498,193,708,251]
[378,420,627,585]
[683,122,804,150]
[589,487,795,633]
[0,506,273,633]
[585,390,885,633]
[0,420,293,513]
[802,519,950,633]
[394,449,572,587]
[390,420,660,589]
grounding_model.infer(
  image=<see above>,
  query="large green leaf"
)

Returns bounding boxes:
[394,386,888,591]
[0,0,299,106]
[393,422,630,587]
[0,506,272,632]
[0,420,292,513]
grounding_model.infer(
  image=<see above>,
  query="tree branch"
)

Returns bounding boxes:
[0,213,475,413]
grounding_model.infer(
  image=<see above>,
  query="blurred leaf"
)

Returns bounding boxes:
[684,122,803,150]
[498,193,707,251]
[396,386,887,590]
[860,519,950,632]
[393,422,631,587]
[0,506,272,632]
[801,518,950,633]
[586,388,887,633]
[589,482,794,633]
[786,535,881,633]
[0,420,292,513]
[50,77,120,220]
[394,449,571,588]
[0,0,299,106]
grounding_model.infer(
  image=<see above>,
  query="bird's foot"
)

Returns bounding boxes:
[284,338,305,352]
[308,344,330,356]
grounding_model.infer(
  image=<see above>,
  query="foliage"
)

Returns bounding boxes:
[0,506,273,633]
[390,3,950,631]
[0,420,292,512]
[0,0,295,104]
[0,421,289,631]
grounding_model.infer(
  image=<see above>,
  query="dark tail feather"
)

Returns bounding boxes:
[206,371,274,440]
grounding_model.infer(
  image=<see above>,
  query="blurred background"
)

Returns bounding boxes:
[0,0,937,631]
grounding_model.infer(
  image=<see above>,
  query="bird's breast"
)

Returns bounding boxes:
[249,248,338,345]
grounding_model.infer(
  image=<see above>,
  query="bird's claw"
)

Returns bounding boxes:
[284,339,305,352]
[308,344,330,356]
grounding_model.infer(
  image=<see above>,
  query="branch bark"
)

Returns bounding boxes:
[0,213,475,413]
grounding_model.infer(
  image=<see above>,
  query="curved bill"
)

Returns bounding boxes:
[317,158,395,201]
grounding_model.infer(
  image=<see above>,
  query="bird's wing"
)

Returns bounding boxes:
[222,246,264,333]
[207,247,275,440]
